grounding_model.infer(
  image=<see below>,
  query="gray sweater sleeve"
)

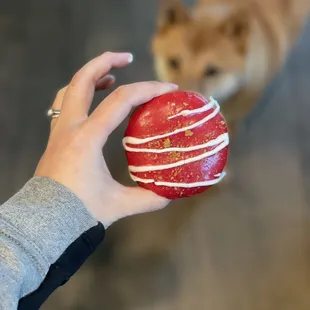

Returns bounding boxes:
[0,177,99,310]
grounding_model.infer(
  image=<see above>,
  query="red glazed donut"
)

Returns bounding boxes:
[123,91,229,199]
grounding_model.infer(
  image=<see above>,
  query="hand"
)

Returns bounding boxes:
[35,52,178,227]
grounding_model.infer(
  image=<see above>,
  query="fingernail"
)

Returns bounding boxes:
[158,83,179,95]
[128,53,134,63]
[106,75,116,85]
[166,83,179,89]
[106,74,115,80]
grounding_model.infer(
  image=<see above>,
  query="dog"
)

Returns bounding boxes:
[152,0,310,135]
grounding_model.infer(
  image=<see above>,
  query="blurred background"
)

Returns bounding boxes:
[1,0,310,309]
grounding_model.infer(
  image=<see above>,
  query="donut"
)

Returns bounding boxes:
[123,91,229,199]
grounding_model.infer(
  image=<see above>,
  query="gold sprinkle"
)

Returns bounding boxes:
[185,130,194,137]
[163,138,171,148]
[171,151,181,160]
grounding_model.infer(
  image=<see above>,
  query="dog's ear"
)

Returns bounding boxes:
[157,0,191,30]
[218,8,250,53]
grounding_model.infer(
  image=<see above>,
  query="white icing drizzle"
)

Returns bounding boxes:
[123,97,220,145]
[214,173,222,177]
[167,97,216,119]
[124,96,228,187]
[130,171,226,188]
[128,138,228,173]
[124,133,228,153]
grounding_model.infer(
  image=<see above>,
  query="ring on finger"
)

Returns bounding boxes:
[47,108,61,120]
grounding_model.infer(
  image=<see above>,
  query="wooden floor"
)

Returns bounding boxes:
[1,1,310,309]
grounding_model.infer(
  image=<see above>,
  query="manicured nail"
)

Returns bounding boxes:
[128,53,134,63]
[166,83,179,89]
[158,83,179,95]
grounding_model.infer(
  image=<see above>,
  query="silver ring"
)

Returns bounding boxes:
[47,108,61,119]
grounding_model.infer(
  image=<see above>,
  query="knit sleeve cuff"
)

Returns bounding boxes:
[0,176,98,276]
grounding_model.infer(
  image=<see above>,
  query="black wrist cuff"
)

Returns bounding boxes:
[18,222,105,310]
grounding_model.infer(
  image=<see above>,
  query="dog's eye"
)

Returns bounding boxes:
[168,58,181,70]
[204,66,220,77]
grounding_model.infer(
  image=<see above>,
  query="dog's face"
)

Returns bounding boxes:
[152,1,250,101]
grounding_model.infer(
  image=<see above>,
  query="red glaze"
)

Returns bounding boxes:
[124,91,229,199]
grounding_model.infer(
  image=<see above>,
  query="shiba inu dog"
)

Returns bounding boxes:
[152,0,310,134]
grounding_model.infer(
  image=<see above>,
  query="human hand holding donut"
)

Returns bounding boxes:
[35,52,178,228]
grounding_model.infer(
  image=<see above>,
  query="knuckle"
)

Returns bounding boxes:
[103,51,113,58]
[112,85,128,99]
[72,70,83,84]
[71,51,116,88]
[69,77,80,92]
[56,86,67,97]
[72,65,94,87]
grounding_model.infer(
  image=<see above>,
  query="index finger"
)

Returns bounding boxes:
[59,52,133,126]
